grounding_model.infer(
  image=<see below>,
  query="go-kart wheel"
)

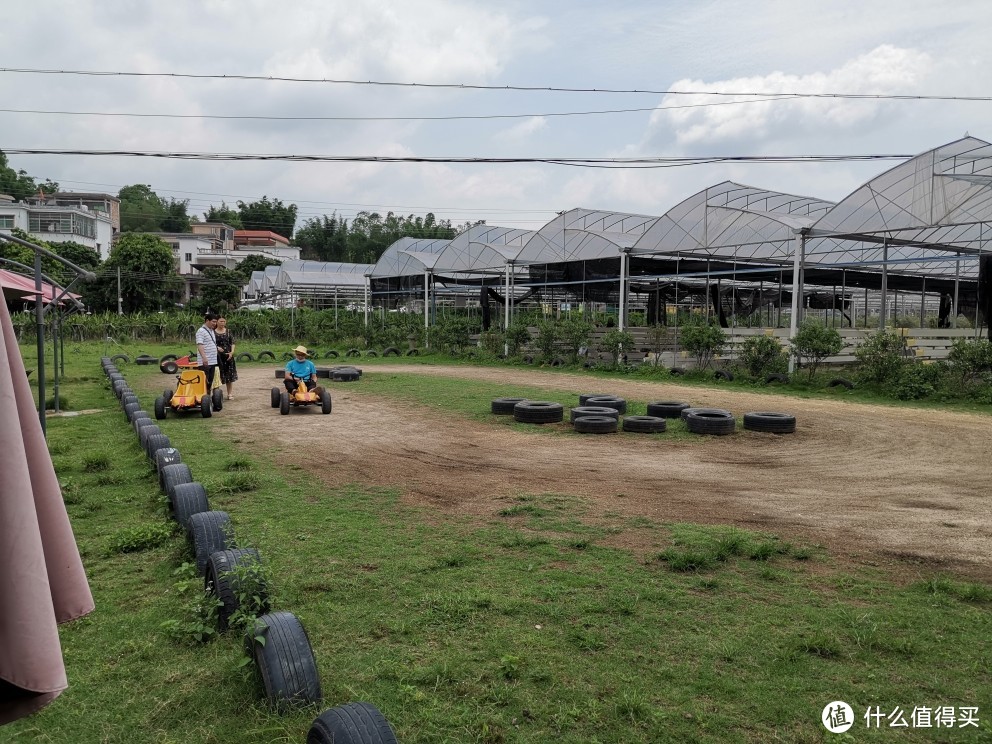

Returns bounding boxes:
[212,388,224,411]
[320,389,332,415]
[270,387,281,408]
[201,395,212,418]
[154,396,167,420]
[163,389,173,403]
[160,361,178,375]
[279,392,290,415]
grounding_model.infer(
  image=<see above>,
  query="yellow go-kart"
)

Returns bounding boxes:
[155,356,223,419]
[271,374,331,415]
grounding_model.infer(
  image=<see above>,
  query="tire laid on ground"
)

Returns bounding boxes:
[573,415,618,434]
[622,415,667,434]
[492,397,528,415]
[569,406,620,423]
[110,354,130,365]
[578,393,611,406]
[320,390,332,415]
[383,347,400,357]
[406,349,419,357]
[212,388,224,411]
[743,411,797,434]
[271,387,281,408]
[685,410,737,436]
[582,395,627,415]
[205,548,268,632]
[764,373,789,385]
[331,369,360,382]
[154,396,167,420]
[257,350,276,361]
[145,433,171,461]
[155,447,182,477]
[188,510,233,575]
[160,361,179,375]
[323,350,339,359]
[307,702,399,744]
[828,377,854,390]
[315,368,331,378]
[345,348,361,358]
[280,392,290,415]
[714,370,734,381]
[669,367,686,376]
[512,401,564,424]
[161,462,194,501]
[135,354,158,366]
[680,406,728,422]
[200,395,212,418]
[171,482,209,531]
[236,352,254,362]
[246,611,322,712]
[646,401,690,419]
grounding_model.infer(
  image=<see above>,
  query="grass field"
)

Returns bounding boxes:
[4,342,992,743]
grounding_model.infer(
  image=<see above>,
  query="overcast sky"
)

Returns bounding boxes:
[2,0,991,232]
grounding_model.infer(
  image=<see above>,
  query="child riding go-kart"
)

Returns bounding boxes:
[271,344,331,415]
[155,355,223,419]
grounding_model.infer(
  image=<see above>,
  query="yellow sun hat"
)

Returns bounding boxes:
[292,345,309,355]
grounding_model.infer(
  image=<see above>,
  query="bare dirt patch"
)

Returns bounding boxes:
[221,365,992,580]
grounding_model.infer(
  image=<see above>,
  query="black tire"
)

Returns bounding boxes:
[622,415,667,434]
[573,415,618,434]
[764,373,789,385]
[120,393,139,410]
[201,395,212,418]
[127,408,149,426]
[154,395,167,420]
[133,415,155,437]
[275,369,286,379]
[160,361,179,375]
[680,406,728,422]
[365,350,378,358]
[491,397,528,415]
[281,352,294,362]
[188,510,231,574]
[138,424,163,451]
[135,354,158,366]
[522,354,534,365]
[670,367,686,376]
[569,406,620,423]
[159,354,178,364]
[212,388,224,412]
[345,348,361,358]
[578,393,611,406]
[714,370,734,382]
[205,548,268,632]
[685,410,737,436]
[550,357,564,368]
[110,354,130,365]
[247,612,322,712]
[828,377,854,390]
[161,462,194,501]
[257,350,276,361]
[155,447,182,477]
[743,411,797,434]
[236,352,254,362]
[145,433,171,461]
[315,368,331,378]
[582,395,627,415]
[164,389,173,403]
[271,387,281,408]
[112,379,128,398]
[171,482,209,531]
[320,390,332,415]
[323,350,339,359]
[405,349,419,357]
[307,702,399,744]
[123,402,142,421]
[646,401,690,418]
[512,401,564,424]
[383,347,400,357]
[280,392,290,415]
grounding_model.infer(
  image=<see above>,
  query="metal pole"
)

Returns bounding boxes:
[424,270,429,333]
[787,232,804,374]
[503,262,510,356]
[879,238,889,330]
[52,309,60,414]
[920,278,926,328]
[363,275,370,328]
[117,266,123,315]
[953,258,960,329]
[35,251,46,434]
[618,250,627,331]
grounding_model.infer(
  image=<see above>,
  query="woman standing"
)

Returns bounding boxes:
[215,316,238,400]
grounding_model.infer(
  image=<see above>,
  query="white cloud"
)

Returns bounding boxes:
[495,116,547,141]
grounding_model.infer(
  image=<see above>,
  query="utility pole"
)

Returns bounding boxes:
[117,266,123,315]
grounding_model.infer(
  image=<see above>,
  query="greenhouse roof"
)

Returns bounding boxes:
[369,237,451,277]
[514,208,659,265]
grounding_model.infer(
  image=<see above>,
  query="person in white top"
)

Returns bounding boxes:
[195,312,219,389]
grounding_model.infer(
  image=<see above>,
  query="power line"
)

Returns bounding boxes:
[1,67,988,102]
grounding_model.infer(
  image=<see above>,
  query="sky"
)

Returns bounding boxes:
[2,0,991,233]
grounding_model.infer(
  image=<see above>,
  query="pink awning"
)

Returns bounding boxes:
[0,270,80,305]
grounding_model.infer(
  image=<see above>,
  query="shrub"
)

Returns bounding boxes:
[790,321,843,381]
[534,319,560,362]
[478,330,505,355]
[885,362,948,400]
[431,316,474,354]
[855,330,906,384]
[559,317,593,363]
[739,335,788,377]
[678,322,726,370]
[505,321,531,356]
[107,522,175,554]
[946,338,992,388]
[598,328,635,366]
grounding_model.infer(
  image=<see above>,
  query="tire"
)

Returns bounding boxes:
[127,408,149,426]
[138,424,163,451]
[743,411,797,434]
[275,370,286,379]
[201,395,212,418]
[110,354,130,365]
[247,612,322,712]
[281,352,294,361]
[679,406,728,422]
[550,357,565,368]
[236,352,254,362]
[345,348,361,358]
[578,393,611,406]
[512,401,564,424]
[405,349,419,357]
[323,350,339,359]
[257,350,276,361]
[189,511,231,574]
[163,389,173,403]
[582,395,627,415]
[280,392,290,415]
[145,433,171,461]
[522,355,534,365]
[307,702,399,744]
[320,390,332,415]
[315,368,331,379]
[120,393,139,410]
[271,387,281,408]
[155,447,182,478]
[622,415,667,434]
[159,354,178,364]
[161,462,194,500]
[212,388,224,411]
[135,354,158,366]
[573,415,618,434]
[154,395,167,420]
[569,406,619,423]
[365,350,378,358]
[685,410,737,436]
[383,347,400,357]
[764,373,789,385]
[669,367,686,376]
[171,482,209,531]
[491,397,528,415]
[133,415,155,437]
[714,370,734,382]
[123,402,142,421]
[205,548,268,632]
[160,361,179,374]
[828,377,854,390]
[112,379,128,398]
[646,401,690,418]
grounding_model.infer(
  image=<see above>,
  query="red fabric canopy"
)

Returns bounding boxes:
[0,271,80,305]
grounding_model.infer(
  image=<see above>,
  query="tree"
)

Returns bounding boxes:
[161,198,191,232]
[204,202,243,228]
[294,214,348,261]
[237,196,297,239]
[86,233,179,312]
[235,254,282,282]
[192,267,244,314]
[679,321,727,370]
[0,150,57,200]
[118,184,167,232]
[790,320,843,381]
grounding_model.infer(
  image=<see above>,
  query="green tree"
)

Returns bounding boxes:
[790,320,843,381]
[294,214,349,261]
[854,330,906,384]
[87,233,179,312]
[0,150,58,200]
[678,321,727,370]
[598,328,635,366]
[192,267,244,314]
[0,229,63,282]
[161,198,191,232]
[118,184,167,232]
[237,196,297,239]
[203,202,243,228]
[234,254,282,282]
[739,335,788,377]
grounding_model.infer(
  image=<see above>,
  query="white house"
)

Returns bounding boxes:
[0,192,116,260]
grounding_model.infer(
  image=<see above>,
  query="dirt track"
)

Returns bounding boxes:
[219,364,992,580]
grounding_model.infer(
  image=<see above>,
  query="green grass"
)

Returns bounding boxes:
[6,342,992,742]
